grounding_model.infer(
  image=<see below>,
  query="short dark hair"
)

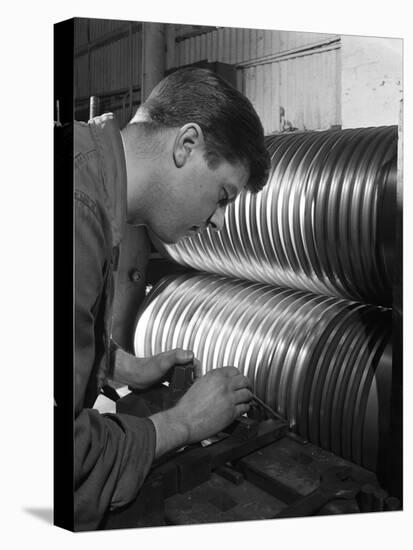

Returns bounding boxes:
[138,67,270,193]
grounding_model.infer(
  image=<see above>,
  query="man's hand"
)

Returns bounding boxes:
[149,367,252,457]
[111,347,201,389]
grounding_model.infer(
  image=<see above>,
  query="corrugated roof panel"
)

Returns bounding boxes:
[235,28,243,63]
[242,28,250,62]
[89,18,126,41]
[74,18,89,47]
[257,29,265,58]
[217,28,225,62]
[171,27,338,67]
[230,29,237,63]
[132,31,142,87]
[271,62,281,132]
[263,30,273,56]
[74,54,90,98]
[200,33,207,60]
[80,31,141,96]
[255,64,265,123]
[223,27,231,63]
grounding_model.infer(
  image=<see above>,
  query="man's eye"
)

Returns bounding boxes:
[218,188,229,207]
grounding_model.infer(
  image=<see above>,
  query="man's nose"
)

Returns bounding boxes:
[207,206,226,231]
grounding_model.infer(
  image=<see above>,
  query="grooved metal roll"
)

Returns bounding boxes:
[157,127,397,305]
[134,272,391,471]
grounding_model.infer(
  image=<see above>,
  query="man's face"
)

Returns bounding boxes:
[150,151,249,244]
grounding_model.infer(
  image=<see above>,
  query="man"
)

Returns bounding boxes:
[71,67,270,530]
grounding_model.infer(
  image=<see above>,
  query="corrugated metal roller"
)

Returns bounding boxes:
[157,126,397,305]
[134,272,391,471]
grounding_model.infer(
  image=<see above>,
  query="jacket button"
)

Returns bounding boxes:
[129,269,141,283]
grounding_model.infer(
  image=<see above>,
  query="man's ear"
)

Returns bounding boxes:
[173,123,204,168]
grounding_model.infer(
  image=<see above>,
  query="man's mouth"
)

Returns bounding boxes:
[188,225,203,235]
[180,225,209,241]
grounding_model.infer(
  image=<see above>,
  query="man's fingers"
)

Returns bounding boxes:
[193,358,203,378]
[159,348,194,370]
[173,348,194,364]
[229,374,251,391]
[233,388,253,404]
[220,366,241,377]
[235,403,251,417]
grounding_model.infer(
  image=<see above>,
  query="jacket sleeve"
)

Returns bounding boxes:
[74,195,156,531]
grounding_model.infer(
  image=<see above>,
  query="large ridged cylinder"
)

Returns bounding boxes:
[134,273,392,472]
[158,127,397,305]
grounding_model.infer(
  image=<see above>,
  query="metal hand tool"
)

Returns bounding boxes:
[251,393,289,425]
[273,466,360,518]
[169,364,194,405]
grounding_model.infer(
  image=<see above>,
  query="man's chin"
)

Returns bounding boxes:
[163,237,180,245]
[147,227,181,246]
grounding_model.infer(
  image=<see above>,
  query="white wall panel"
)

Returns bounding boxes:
[341,36,402,128]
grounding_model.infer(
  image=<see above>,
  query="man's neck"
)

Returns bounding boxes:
[121,123,164,226]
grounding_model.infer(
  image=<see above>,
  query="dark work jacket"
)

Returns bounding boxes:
[70,114,156,531]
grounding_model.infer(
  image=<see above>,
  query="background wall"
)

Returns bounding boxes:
[341,35,403,128]
[166,26,341,133]
[73,18,402,132]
